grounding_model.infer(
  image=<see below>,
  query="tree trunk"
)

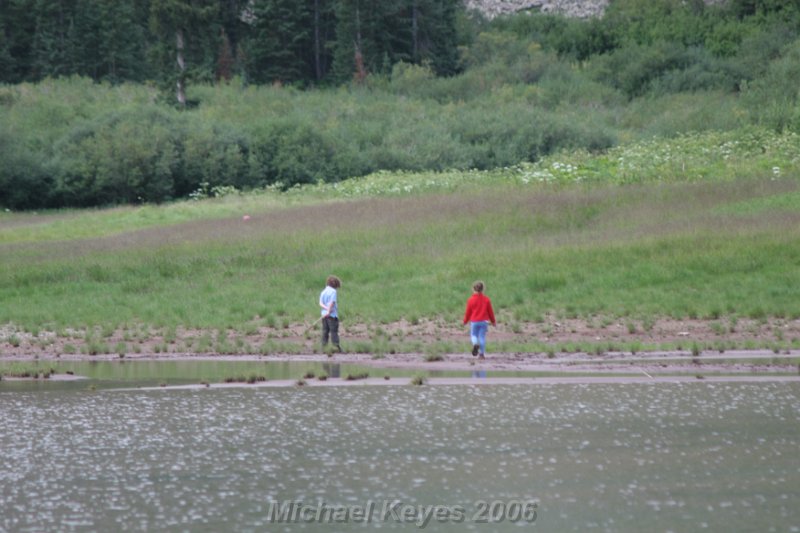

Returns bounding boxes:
[175,28,186,106]
[314,0,322,81]
[412,0,419,63]
[353,3,366,83]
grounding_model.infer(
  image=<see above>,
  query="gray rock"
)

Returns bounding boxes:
[464,0,728,19]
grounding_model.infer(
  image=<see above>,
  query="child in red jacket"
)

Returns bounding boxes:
[463,281,496,359]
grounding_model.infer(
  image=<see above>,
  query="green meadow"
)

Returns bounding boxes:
[3,1,800,357]
[2,127,799,354]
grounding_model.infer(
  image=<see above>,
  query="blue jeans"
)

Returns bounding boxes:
[470,321,489,355]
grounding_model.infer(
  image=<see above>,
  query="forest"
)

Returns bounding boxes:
[1,0,799,209]
[0,0,463,88]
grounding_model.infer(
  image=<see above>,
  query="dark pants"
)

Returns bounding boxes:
[322,316,340,349]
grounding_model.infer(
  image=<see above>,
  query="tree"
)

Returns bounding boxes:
[0,9,16,82]
[69,0,103,79]
[247,0,310,84]
[95,0,150,82]
[308,0,336,82]
[331,0,463,83]
[30,0,77,79]
[216,0,250,80]
[216,27,234,80]
[408,0,462,75]
[150,0,219,105]
[331,0,399,82]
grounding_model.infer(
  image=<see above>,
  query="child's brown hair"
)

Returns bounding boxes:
[473,281,484,293]
[327,275,341,289]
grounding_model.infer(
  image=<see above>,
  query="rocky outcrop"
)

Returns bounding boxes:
[464,0,729,19]
[464,0,608,19]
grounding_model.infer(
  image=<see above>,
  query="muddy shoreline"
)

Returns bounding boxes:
[3,349,799,380]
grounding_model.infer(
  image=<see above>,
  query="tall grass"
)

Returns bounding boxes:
[2,132,799,334]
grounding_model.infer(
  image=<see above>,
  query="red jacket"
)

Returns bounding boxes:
[463,293,496,325]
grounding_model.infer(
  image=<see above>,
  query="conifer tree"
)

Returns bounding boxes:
[308,0,336,82]
[248,0,310,84]
[0,10,16,82]
[414,0,461,75]
[150,0,219,105]
[30,0,76,79]
[69,0,103,79]
[97,0,149,82]
[331,0,397,82]
[331,0,462,82]
[217,0,250,79]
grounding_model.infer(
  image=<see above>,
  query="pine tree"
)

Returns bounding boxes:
[96,0,149,82]
[414,0,461,75]
[1,0,34,82]
[150,0,219,105]
[307,0,336,82]
[211,0,251,82]
[331,0,462,83]
[69,0,103,79]
[30,0,77,79]
[332,0,396,83]
[247,0,311,84]
[0,8,16,82]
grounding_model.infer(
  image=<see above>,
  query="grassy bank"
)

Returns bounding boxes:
[2,129,800,358]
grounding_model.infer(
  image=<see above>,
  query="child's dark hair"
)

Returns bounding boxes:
[327,275,341,289]
[473,281,484,293]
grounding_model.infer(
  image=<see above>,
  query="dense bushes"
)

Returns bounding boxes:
[741,40,800,132]
[0,75,620,209]
[51,107,184,206]
[2,2,800,210]
[0,131,50,210]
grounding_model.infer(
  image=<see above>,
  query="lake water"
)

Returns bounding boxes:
[0,360,479,392]
[1,383,798,532]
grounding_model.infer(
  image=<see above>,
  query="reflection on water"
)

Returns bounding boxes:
[1,384,799,531]
[0,360,475,392]
[322,362,341,379]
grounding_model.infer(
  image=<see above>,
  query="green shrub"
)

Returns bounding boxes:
[590,42,698,99]
[741,40,800,132]
[647,47,744,95]
[247,120,337,188]
[180,122,250,195]
[0,131,52,209]
[51,106,184,206]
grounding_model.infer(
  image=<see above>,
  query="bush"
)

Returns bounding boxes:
[589,42,697,99]
[603,0,710,48]
[180,122,250,195]
[247,120,338,188]
[51,106,184,206]
[733,25,798,82]
[741,40,800,132]
[535,63,626,109]
[620,91,746,137]
[0,131,52,209]
[490,12,616,61]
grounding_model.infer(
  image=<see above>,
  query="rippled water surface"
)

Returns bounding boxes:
[2,383,799,532]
